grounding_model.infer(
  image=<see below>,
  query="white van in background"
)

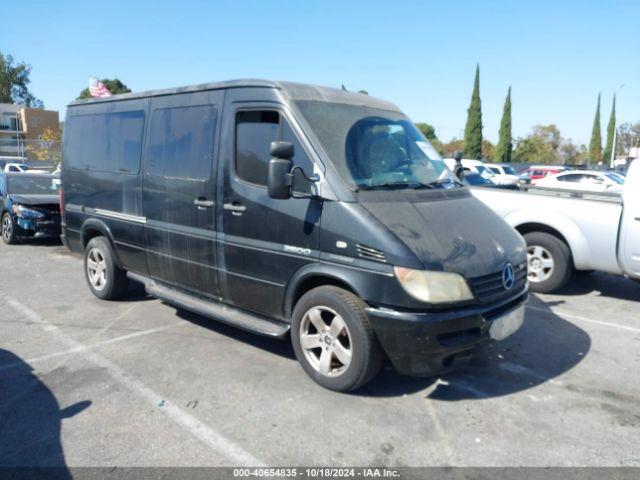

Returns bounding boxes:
[486,164,521,185]
[444,158,519,186]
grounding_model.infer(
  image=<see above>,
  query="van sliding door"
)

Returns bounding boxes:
[142,90,224,297]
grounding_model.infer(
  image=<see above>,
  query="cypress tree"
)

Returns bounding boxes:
[602,94,616,165]
[588,93,602,163]
[463,64,483,159]
[494,86,512,163]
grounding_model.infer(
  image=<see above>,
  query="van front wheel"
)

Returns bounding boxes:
[84,237,128,300]
[291,286,384,392]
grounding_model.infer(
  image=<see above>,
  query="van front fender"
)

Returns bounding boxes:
[283,262,400,319]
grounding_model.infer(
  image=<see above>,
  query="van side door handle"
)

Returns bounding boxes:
[194,198,215,209]
[223,202,247,216]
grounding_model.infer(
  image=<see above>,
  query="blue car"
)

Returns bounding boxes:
[0,172,61,244]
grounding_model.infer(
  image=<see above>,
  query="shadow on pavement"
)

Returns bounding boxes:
[554,272,640,302]
[425,296,591,401]
[0,349,90,473]
[356,294,590,398]
[174,307,297,360]
[169,292,590,399]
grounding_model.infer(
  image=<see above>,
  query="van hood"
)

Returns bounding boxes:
[359,190,526,278]
[8,194,60,206]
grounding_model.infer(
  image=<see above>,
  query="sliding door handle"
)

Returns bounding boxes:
[223,202,247,216]
[194,198,214,209]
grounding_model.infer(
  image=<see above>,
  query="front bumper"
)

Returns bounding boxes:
[367,289,528,376]
[16,217,61,239]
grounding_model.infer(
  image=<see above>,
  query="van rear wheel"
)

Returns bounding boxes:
[524,231,572,293]
[291,286,384,392]
[84,237,128,300]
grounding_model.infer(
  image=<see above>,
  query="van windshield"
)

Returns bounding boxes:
[7,176,58,195]
[295,101,458,190]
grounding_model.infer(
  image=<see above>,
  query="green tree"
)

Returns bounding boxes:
[482,140,495,160]
[602,94,616,165]
[463,64,483,159]
[588,93,602,163]
[415,122,437,141]
[0,52,43,107]
[616,121,640,157]
[493,87,512,163]
[560,140,587,165]
[439,138,464,157]
[513,124,564,164]
[77,78,131,99]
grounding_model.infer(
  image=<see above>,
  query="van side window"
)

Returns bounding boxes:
[235,111,314,192]
[147,105,217,179]
[65,111,144,174]
[235,111,279,186]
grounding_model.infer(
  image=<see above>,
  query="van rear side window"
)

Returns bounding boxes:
[65,111,144,174]
[146,105,217,180]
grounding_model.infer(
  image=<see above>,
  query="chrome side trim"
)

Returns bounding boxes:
[90,208,147,224]
[65,203,83,213]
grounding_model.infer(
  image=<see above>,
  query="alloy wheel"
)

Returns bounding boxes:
[299,306,352,377]
[2,216,12,242]
[86,248,108,291]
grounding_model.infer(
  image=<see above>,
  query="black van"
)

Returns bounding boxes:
[61,80,528,391]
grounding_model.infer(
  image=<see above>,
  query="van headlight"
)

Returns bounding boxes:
[394,267,474,303]
[12,204,45,219]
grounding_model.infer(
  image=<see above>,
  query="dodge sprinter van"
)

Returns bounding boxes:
[61,80,528,391]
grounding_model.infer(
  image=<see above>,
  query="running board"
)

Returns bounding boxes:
[127,272,290,338]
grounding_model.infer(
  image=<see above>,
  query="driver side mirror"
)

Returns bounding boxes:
[268,141,295,199]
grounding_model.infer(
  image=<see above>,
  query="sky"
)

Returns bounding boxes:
[4,0,639,145]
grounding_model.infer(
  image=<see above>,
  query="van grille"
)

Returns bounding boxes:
[468,262,527,304]
[356,244,386,263]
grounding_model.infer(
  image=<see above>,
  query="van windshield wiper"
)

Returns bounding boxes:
[423,178,461,188]
[359,182,437,191]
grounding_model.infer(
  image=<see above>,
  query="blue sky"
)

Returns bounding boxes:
[4,0,638,145]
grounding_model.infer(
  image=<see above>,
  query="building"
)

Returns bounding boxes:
[0,103,60,163]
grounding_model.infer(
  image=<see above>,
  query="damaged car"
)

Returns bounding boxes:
[0,172,61,245]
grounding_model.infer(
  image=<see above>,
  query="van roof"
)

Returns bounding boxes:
[68,79,401,112]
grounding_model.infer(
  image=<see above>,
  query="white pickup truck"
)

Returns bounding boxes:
[472,161,640,293]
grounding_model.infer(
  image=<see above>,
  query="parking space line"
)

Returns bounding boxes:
[4,297,266,467]
[0,322,186,374]
[526,305,640,333]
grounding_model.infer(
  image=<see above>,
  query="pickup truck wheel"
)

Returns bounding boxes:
[291,286,384,392]
[524,232,572,293]
[1,213,17,245]
[84,237,128,300]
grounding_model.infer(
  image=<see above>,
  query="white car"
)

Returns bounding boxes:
[536,170,624,193]
[444,158,518,186]
[486,164,521,185]
[3,162,29,173]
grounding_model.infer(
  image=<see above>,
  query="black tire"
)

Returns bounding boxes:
[291,286,384,392]
[524,231,572,293]
[84,236,128,300]
[1,212,17,245]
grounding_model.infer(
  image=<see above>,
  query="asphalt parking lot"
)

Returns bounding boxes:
[1,240,639,468]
